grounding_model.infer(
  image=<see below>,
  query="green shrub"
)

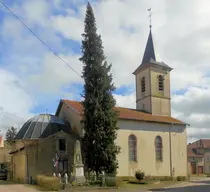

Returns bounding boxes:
[117,176,132,181]
[176,176,187,181]
[71,181,77,186]
[162,176,173,181]
[144,175,157,181]
[105,176,116,187]
[36,175,61,191]
[135,170,145,181]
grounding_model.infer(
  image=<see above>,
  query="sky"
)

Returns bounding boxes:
[0,0,209,142]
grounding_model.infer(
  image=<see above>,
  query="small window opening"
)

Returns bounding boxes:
[141,77,145,92]
[158,75,164,91]
[59,139,66,151]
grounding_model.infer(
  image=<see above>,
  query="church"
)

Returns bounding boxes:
[10,26,188,183]
[55,27,188,177]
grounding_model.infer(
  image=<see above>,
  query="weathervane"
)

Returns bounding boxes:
[148,8,152,28]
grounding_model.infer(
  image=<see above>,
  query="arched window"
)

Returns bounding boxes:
[128,135,137,162]
[141,77,145,92]
[158,75,164,91]
[155,136,163,161]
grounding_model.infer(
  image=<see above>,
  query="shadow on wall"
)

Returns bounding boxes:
[118,120,185,133]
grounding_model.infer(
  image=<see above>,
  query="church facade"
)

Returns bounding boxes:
[55,27,188,177]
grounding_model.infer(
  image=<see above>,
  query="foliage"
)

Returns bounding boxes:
[86,173,117,187]
[143,176,175,181]
[71,181,77,186]
[135,170,145,181]
[80,2,120,175]
[128,180,147,184]
[105,175,116,186]
[160,176,173,181]
[36,175,61,191]
[5,126,17,144]
[176,176,187,181]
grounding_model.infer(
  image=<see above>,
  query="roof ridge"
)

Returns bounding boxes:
[62,99,186,125]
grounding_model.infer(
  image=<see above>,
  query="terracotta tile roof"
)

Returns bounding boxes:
[62,100,186,125]
[188,139,210,149]
[200,139,210,148]
[186,140,210,158]
[187,147,203,158]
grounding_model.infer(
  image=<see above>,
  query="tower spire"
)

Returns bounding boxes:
[133,9,172,75]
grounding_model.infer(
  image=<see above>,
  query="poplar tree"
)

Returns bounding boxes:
[80,2,120,175]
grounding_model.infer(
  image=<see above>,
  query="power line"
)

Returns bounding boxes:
[0,0,81,78]
[0,1,101,99]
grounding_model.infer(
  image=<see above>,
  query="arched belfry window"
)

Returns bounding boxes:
[155,136,163,161]
[158,75,164,91]
[141,77,145,92]
[128,134,137,162]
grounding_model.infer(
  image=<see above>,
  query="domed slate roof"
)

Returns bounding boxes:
[15,114,71,140]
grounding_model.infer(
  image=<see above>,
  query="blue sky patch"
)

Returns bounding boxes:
[114,85,135,95]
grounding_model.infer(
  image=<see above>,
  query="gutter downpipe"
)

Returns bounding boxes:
[186,124,190,176]
[169,123,173,177]
[22,141,29,184]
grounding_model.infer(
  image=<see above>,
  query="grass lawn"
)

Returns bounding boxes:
[24,181,188,191]
[120,180,186,190]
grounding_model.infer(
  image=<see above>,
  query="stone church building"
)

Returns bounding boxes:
[10,27,188,183]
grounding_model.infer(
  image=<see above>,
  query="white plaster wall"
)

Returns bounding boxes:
[116,119,187,177]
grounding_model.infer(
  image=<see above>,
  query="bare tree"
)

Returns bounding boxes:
[5,126,17,144]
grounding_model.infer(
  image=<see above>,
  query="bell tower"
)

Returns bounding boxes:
[133,14,172,116]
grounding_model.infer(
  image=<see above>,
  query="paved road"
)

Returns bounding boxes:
[151,180,210,192]
[0,183,39,192]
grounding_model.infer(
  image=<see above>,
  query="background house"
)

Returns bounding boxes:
[187,139,210,175]
[0,136,10,169]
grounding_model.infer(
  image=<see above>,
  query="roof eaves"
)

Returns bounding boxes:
[55,100,63,116]
[9,146,25,154]
[118,117,186,125]
[188,155,203,158]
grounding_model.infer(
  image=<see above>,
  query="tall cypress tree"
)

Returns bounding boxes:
[80,2,120,175]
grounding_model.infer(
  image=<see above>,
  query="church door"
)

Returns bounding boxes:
[58,158,68,175]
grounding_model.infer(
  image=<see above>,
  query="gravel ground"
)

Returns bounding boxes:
[0,184,39,192]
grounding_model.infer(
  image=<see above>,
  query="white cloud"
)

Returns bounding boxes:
[29,53,83,93]
[52,15,84,41]
[0,69,34,135]
[114,93,136,109]
[21,0,50,26]
[1,0,210,142]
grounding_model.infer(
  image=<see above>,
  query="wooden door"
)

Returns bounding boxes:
[191,162,196,174]
[198,166,203,174]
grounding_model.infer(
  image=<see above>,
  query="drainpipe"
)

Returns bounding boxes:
[169,123,173,177]
[22,141,29,184]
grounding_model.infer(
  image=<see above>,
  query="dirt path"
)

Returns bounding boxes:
[0,184,39,192]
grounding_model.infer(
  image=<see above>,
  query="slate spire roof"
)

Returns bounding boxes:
[133,28,172,75]
[141,28,161,64]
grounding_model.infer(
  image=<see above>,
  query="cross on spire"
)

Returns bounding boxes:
[148,8,152,29]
